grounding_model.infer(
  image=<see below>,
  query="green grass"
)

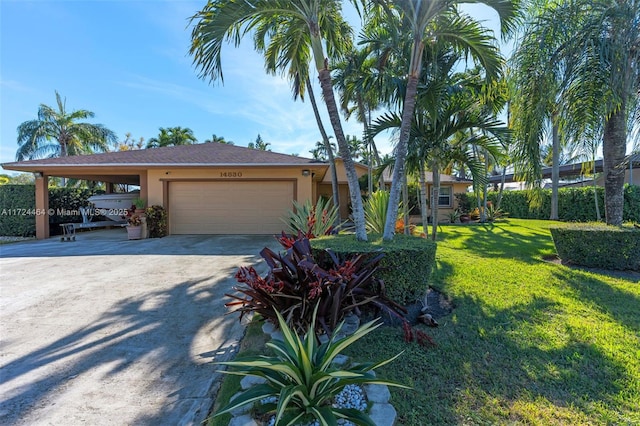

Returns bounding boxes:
[343,219,640,425]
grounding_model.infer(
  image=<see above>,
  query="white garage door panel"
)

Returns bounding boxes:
[169,181,294,234]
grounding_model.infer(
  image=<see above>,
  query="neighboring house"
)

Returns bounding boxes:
[2,143,353,239]
[378,169,473,220]
[489,154,640,188]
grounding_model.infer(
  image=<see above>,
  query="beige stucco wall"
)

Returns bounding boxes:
[145,166,316,208]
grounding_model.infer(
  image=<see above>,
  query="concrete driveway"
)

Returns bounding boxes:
[0,229,279,425]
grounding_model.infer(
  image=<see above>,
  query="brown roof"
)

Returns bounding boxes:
[2,142,320,168]
[381,168,473,184]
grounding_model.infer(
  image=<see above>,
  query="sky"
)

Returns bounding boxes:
[1,0,507,175]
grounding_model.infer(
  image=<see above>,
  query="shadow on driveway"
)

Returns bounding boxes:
[0,232,279,425]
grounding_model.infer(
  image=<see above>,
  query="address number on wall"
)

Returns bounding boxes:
[219,171,243,178]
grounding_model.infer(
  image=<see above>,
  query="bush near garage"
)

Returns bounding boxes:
[550,223,640,271]
[145,205,168,238]
[455,184,639,222]
[0,185,36,237]
[311,233,437,305]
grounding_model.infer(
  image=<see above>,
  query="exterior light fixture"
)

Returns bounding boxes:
[33,172,43,178]
[302,169,311,177]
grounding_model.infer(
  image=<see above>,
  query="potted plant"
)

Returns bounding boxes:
[126,214,143,240]
[133,197,146,214]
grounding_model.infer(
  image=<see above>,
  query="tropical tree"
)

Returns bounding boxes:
[205,134,234,144]
[16,91,116,161]
[189,0,369,240]
[512,0,639,225]
[146,127,197,148]
[112,132,144,151]
[371,0,519,240]
[248,134,271,150]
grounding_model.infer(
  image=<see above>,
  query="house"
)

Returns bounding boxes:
[379,169,473,220]
[2,143,475,238]
[489,154,640,188]
[2,143,360,239]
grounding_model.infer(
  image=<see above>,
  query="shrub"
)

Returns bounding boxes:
[456,185,640,222]
[227,237,408,336]
[145,205,167,238]
[214,308,410,425]
[311,234,437,305]
[282,197,339,238]
[49,188,98,233]
[550,223,640,271]
[0,184,36,237]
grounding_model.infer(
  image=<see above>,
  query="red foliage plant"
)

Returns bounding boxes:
[227,235,436,348]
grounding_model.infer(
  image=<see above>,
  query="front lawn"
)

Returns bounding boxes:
[344,219,640,424]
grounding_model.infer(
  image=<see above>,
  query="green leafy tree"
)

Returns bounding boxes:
[248,134,271,151]
[512,0,639,225]
[371,0,518,240]
[204,134,234,144]
[189,0,368,240]
[16,91,116,161]
[146,127,197,148]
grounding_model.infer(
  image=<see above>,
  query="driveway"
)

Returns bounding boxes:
[0,229,279,425]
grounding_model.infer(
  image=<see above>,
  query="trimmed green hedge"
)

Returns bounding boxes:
[456,184,639,222]
[0,185,36,237]
[311,234,437,305]
[0,185,100,236]
[550,223,640,271]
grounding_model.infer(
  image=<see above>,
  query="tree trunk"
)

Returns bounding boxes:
[550,122,560,220]
[431,163,440,241]
[403,172,409,235]
[602,107,627,225]
[496,165,507,211]
[306,78,340,217]
[419,163,429,237]
[317,68,367,240]
[383,36,424,240]
[481,149,488,222]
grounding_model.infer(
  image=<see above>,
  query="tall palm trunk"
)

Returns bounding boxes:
[306,78,340,217]
[309,22,366,240]
[403,172,410,235]
[550,121,560,220]
[356,97,384,191]
[602,107,627,225]
[496,165,507,211]
[383,40,423,240]
[431,162,440,241]
[418,161,429,237]
[317,68,367,240]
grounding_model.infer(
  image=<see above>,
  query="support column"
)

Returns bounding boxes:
[35,173,50,240]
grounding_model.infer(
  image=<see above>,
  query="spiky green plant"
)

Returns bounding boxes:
[282,197,340,238]
[364,190,401,234]
[213,307,410,425]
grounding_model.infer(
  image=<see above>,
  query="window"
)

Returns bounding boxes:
[437,186,452,207]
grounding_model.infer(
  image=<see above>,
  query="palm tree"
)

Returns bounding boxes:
[189,0,369,240]
[248,134,271,150]
[512,0,639,225]
[372,0,519,240]
[16,91,116,161]
[146,127,197,148]
[205,134,234,144]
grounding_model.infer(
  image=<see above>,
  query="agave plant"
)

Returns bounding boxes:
[227,236,407,335]
[214,307,410,425]
[282,197,340,238]
[364,191,402,234]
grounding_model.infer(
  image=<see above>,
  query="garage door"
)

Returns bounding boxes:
[168,180,295,234]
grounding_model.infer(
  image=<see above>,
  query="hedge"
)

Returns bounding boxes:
[0,185,101,237]
[456,184,640,222]
[550,223,640,271]
[0,185,36,237]
[311,233,437,305]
